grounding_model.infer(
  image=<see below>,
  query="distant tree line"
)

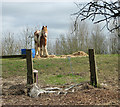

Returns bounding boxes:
[54,21,118,55]
[2,21,118,56]
[2,27,34,55]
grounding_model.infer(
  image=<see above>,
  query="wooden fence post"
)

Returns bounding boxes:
[26,49,33,85]
[88,49,98,87]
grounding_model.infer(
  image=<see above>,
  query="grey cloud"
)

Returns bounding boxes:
[2,2,77,38]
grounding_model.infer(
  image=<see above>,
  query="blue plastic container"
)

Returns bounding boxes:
[21,49,35,58]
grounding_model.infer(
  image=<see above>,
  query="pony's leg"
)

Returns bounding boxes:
[44,46,48,56]
[40,36,43,57]
[38,47,40,57]
[43,38,48,56]
[40,45,43,57]
[35,43,38,57]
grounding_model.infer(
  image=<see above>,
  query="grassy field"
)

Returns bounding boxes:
[1,54,118,86]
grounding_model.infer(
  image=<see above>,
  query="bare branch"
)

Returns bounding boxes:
[72,0,120,33]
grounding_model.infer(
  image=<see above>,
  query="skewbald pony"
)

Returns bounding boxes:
[34,26,48,57]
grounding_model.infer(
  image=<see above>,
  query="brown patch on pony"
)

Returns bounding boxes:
[34,31,40,39]
[36,34,39,39]
[44,38,47,46]
[34,31,37,34]
[40,26,48,47]
[40,36,44,48]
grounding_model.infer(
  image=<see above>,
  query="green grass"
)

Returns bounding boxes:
[1,54,118,86]
[2,58,27,78]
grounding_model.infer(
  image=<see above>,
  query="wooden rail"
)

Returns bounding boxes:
[0,55,26,59]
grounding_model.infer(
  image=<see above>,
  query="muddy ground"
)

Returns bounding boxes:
[1,76,119,106]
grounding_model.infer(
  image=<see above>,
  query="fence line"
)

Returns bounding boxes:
[0,55,26,59]
[25,48,98,95]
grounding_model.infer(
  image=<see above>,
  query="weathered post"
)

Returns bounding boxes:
[88,49,98,87]
[118,1,120,101]
[26,49,33,85]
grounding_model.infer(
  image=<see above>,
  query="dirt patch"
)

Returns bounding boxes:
[72,51,88,56]
[2,77,119,105]
[36,51,88,59]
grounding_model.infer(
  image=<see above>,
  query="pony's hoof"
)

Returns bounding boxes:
[46,55,49,57]
[40,55,44,58]
[44,55,49,57]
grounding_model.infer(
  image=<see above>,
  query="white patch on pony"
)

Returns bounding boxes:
[38,47,40,55]
[36,30,40,34]
[45,33,48,37]
[34,30,41,56]
[34,30,41,45]
[38,31,41,37]
[36,51,38,55]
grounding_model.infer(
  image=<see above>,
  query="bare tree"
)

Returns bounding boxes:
[47,38,55,55]
[77,21,89,52]
[90,25,107,54]
[2,26,37,55]
[55,38,63,55]
[20,26,34,49]
[73,0,120,33]
[2,32,22,55]
[54,21,110,55]
[108,32,118,54]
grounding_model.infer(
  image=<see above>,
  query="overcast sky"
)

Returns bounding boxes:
[2,1,84,40]
[2,0,115,40]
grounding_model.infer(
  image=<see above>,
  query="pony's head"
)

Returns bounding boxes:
[41,26,48,38]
